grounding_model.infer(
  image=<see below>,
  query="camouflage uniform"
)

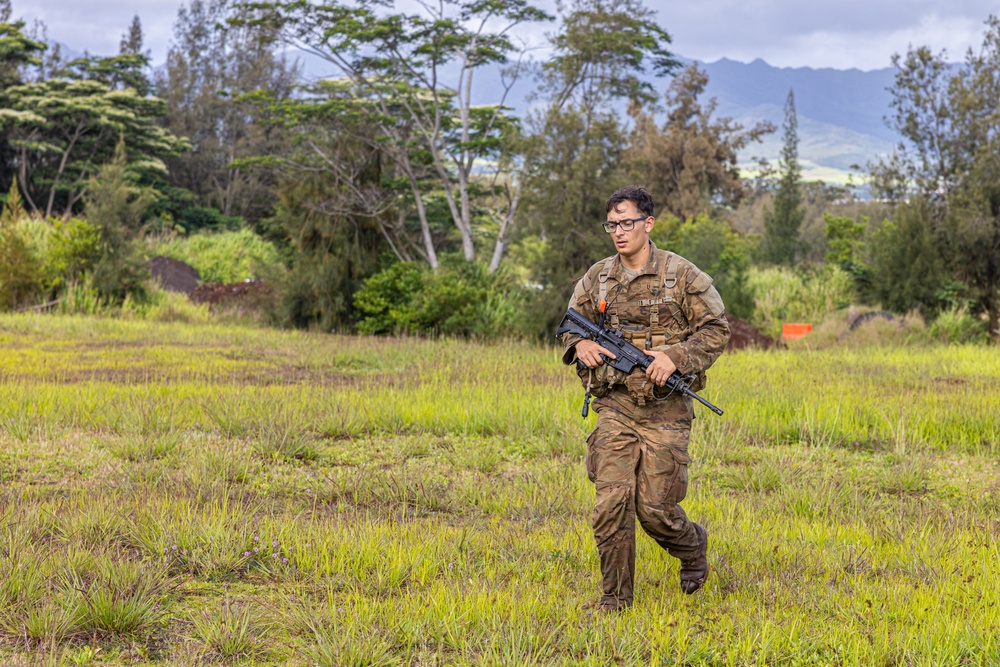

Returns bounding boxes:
[562,241,730,609]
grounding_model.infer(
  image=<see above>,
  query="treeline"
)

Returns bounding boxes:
[0,0,997,342]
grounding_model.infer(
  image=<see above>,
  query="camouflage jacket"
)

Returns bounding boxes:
[561,241,731,402]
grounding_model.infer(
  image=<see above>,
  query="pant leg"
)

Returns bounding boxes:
[586,411,641,606]
[633,400,703,560]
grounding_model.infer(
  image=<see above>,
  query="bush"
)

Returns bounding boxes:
[925,307,990,344]
[152,229,280,283]
[353,262,425,335]
[748,264,854,338]
[650,213,755,320]
[0,183,42,310]
[354,258,529,338]
[43,218,103,292]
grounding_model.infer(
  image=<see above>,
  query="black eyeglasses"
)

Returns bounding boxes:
[602,216,647,233]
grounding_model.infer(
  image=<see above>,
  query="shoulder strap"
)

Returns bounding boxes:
[659,252,688,331]
[597,255,615,308]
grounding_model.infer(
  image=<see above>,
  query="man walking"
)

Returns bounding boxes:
[561,186,731,612]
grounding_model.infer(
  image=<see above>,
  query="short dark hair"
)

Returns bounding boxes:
[606,186,654,218]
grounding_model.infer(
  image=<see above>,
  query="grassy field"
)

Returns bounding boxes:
[0,314,998,666]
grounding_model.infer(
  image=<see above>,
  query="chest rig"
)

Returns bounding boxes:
[595,251,691,349]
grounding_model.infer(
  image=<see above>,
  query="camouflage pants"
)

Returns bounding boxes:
[585,394,702,607]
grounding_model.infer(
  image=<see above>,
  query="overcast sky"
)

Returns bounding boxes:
[14,0,999,71]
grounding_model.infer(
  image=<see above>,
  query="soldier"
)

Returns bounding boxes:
[561,186,731,612]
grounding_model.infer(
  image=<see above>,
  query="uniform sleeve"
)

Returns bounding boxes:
[658,268,731,375]
[559,271,600,365]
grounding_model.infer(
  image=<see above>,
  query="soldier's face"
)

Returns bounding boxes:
[607,201,653,261]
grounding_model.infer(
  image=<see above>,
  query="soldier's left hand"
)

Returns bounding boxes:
[643,350,676,386]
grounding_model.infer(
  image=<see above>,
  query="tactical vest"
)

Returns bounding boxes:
[593,250,694,350]
[576,250,707,406]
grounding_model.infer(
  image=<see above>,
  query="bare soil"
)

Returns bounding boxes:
[147,256,200,294]
[725,313,782,351]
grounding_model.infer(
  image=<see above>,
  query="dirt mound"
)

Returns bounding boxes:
[147,256,200,294]
[189,279,271,307]
[725,314,782,351]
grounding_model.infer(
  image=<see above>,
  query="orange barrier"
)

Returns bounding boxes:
[782,323,813,340]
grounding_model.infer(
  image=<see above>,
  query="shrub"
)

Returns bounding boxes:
[42,218,103,293]
[151,228,280,284]
[0,182,42,310]
[748,264,854,338]
[353,262,425,335]
[354,258,529,338]
[925,307,990,344]
[650,213,755,320]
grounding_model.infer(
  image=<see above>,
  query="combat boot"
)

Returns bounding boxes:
[679,523,708,594]
[597,596,632,614]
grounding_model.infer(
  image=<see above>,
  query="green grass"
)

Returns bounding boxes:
[0,312,998,664]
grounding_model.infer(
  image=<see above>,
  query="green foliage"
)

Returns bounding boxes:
[157,0,297,224]
[0,68,187,219]
[671,214,755,320]
[82,142,151,305]
[864,202,945,319]
[43,218,103,292]
[266,172,385,331]
[0,179,39,309]
[761,89,805,266]
[153,228,280,283]
[354,258,529,338]
[823,212,867,265]
[628,64,773,221]
[353,262,425,335]
[925,307,990,344]
[748,264,854,338]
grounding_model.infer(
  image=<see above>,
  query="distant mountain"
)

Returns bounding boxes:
[697,58,900,183]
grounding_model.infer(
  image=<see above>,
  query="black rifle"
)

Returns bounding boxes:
[556,307,724,417]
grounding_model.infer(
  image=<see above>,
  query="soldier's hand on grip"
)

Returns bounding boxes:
[642,350,677,386]
[575,339,616,369]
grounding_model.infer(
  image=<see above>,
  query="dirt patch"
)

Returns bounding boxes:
[147,256,200,294]
[725,314,782,351]
[189,280,271,308]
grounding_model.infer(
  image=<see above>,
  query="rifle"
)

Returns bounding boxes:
[556,307,724,418]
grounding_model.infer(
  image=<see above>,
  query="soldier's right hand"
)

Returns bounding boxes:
[575,340,616,369]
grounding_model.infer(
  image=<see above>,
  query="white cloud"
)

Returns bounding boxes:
[13,0,1000,71]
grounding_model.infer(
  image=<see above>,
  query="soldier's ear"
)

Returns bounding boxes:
[644,216,654,233]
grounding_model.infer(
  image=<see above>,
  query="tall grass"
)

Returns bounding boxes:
[0,312,998,664]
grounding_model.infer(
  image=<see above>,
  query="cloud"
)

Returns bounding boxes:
[13,0,1000,71]
[17,0,178,60]
[659,0,996,70]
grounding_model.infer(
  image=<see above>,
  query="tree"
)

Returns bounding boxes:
[864,203,943,319]
[157,0,298,226]
[627,64,773,222]
[0,16,45,197]
[0,177,40,309]
[874,17,1000,339]
[761,88,805,266]
[239,0,552,266]
[82,139,152,303]
[518,0,678,336]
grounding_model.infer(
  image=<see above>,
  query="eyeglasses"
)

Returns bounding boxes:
[602,216,647,233]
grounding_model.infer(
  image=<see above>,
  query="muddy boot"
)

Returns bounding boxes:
[679,523,708,595]
[597,596,632,613]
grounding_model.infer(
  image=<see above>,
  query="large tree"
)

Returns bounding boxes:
[157,0,298,225]
[239,0,551,267]
[0,73,187,219]
[518,0,677,336]
[761,88,805,266]
[873,16,1000,339]
[627,63,773,222]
